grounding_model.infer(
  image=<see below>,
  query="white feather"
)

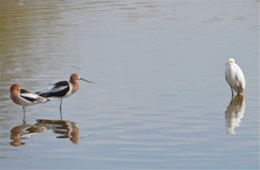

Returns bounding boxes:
[225,59,246,94]
[20,92,39,100]
[20,92,48,106]
[39,84,69,94]
[48,85,68,93]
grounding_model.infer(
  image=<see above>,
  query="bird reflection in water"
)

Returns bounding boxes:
[10,119,79,146]
[37,119,79,144]
[225,95,245,134]
[10,121,47,146]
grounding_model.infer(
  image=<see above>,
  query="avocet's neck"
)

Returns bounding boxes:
[70,79,80,94]
[10,87,21,105]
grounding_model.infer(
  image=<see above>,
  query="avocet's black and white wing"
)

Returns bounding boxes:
[20,89,49,105]
[36,81,70,98]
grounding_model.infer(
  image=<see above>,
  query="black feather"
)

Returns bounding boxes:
[20,89,30,93]
[20,89,37,102]
[54,81,69,87]
[37,81,70,98]
[21,96,37,102]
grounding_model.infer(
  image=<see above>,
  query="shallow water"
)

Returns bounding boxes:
[0,0,259,169]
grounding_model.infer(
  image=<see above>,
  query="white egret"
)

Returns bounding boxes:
[225,58,246,97]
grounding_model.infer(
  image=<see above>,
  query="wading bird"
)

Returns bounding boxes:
[10,83,49,122]
[225,58,246,97]
[36,73,93,119]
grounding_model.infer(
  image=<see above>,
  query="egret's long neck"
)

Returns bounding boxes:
[230,61,235,65]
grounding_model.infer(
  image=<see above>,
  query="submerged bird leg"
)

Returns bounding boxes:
[23,106,26,123]
[237,85,242,96]
[230,87,234,98]
[59,99,63,120]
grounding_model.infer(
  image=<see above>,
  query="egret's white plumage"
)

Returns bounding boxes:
[225,58,246,96]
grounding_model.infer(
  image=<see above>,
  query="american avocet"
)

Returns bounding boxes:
[10,83,49,122]
[36,73,93,119]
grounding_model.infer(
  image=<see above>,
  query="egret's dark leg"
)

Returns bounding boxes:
[59,99,63,120]
[237,86,241,96]
[23,106,26,123]
[230,87,234,99]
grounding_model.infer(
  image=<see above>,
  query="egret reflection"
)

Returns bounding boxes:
[225,95,245,134]
[10,119,79,146]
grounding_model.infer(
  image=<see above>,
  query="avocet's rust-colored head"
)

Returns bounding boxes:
[10,83,21,105]
[70,73,94,83]
[70,73,80,82]
[10,83,20,93]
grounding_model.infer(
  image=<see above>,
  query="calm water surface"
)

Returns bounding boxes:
[0,0,259,169]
